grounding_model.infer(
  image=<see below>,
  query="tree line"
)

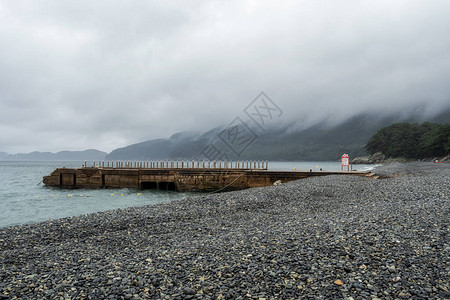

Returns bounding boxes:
[365,122,450,159]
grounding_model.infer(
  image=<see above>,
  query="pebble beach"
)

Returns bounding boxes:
[1,162,449,299]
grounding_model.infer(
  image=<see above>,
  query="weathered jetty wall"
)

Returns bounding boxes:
[43,161,371,192]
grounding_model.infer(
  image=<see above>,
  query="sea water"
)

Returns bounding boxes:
[0,161,376,228]
[0,161,194,228]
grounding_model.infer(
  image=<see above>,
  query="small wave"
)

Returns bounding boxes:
[358,164,382,171]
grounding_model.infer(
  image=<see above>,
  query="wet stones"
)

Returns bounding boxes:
[0,162,449,298]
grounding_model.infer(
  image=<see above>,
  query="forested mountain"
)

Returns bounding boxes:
[106,108,450,161]
[5,109,446,162]
[366,123,450,159]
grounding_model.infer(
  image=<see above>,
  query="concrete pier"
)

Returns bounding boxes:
[43,161,371,192]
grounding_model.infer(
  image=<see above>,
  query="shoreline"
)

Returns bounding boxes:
[1,162,449,298]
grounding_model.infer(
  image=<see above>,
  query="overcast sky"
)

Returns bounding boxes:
[1,0,449,153]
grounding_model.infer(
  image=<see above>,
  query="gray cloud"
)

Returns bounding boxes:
[1,0,449,153]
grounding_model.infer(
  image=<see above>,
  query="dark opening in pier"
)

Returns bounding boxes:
[141,182,158,189]
[159,182,177,191]
[167,182,176,191]
[141,181,177,191]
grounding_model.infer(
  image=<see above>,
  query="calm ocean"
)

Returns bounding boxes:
[0,161,375,228]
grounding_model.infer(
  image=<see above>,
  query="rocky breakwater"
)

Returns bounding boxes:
[351,152,412,165]
[1,162,449,299]
[352,152,450,164]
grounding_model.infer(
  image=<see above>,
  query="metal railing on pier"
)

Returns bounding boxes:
[84,160,269,170]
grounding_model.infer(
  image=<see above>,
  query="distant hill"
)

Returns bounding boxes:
[0,149,107,161]
[106,108,450,161]
[3,108,447,162]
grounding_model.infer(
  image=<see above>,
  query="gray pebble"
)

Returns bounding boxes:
[0,162,449,298]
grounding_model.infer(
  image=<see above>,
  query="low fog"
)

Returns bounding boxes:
[1,0,449,153]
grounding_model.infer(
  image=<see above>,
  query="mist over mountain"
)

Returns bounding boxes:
[0,149,107,161]
[2,108,447,162]
[105,108,450,161]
